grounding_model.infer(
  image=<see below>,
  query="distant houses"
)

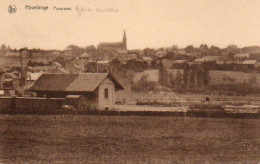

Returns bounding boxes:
[234,53,249,60]
[0,72,19,96]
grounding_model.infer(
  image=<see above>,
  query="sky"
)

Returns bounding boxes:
[0,0,260,50]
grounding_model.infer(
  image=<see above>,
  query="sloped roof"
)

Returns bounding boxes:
[234,53,249,58]
[53,62,62,67]
[56,67,70,74]
[80,52,89,58]
[116,49,128,54]
[194,56,219,62]
[142,57,153,61]
[5,73,19,79]
[0,67,5,73]
[97,60,109,64]
[66,73,109,91]
[27,72,43,81]
[28,73,123,92]
[242,60,257,65]
[99,42,124,46]
[173,60,186,64]
[29,74,78,91]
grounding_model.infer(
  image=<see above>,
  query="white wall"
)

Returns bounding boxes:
[98,77,115,110]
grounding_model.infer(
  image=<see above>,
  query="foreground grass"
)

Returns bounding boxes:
[0,115,259,163]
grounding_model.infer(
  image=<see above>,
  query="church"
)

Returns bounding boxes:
[97,31,127,51]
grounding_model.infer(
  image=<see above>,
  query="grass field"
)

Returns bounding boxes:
[0,115,259,163]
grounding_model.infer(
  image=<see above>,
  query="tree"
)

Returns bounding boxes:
[175,70,183,90]
[199,44,209,51]
[125,59,146,72]
[202,69,210,86]
[151,59,160,69]
[0,44,6,55]
[185,45,195,53]
[158,63,169,86]
[183,68,189,89]
[134,74,156,91]
[189,69,196,88]
[249,75,257,88]
[209,45,221,55]
[196,66,203,87]
[1,44,6,51]
[110,58,121,67]
[169,72,175,88]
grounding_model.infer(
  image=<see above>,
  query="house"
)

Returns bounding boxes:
[0,72,18,96]
[65,63,82,73]
[53,62,62,67]
[161,59,173,68]
[79,52,90,67]
[4,50,20,57]
[85,63,115,73]
[242,60,257,71]
[172,60,186,64]
[242,60,257,65]
[79,52,89,60]
[234,53,249,60]
[28,66,69,74]
[142,56,153,65]
[26,72,43,85]
[24,72,43,96]
[0,71,5,93]
[194,56,220,64]
[116,49,128,54]
[97,60,110,65]
[28,73,124,110]
[155,50,167,57]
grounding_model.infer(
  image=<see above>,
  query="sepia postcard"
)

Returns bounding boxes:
[0,0,259,163]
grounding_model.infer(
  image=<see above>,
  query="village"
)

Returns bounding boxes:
[0,31,260,114]
[1,0,260,163]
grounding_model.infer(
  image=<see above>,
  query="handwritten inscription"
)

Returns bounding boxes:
[76,6,94,16]
[76,6,119,16]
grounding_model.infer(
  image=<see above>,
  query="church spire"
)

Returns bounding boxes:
[123,30,126,42]
[123,30,127,49]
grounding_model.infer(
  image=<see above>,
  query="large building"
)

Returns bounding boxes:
[97,31,127,51]
[28,73,124,110]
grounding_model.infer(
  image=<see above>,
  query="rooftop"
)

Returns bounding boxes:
[28,73,124,92]
[242,60,257,65]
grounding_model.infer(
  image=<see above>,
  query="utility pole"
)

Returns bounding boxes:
[19,49,25,86]
[19,49,23,86]
[20,49,23,71]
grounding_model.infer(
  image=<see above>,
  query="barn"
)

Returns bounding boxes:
[28,73,124,110]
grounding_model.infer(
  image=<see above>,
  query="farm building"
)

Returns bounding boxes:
[28,73,124,110]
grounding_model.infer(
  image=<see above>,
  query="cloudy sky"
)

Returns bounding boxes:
[0,0,260,50]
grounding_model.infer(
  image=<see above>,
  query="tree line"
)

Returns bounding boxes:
[159,64,210,92]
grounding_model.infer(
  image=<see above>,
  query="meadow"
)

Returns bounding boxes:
[0,115,259,163]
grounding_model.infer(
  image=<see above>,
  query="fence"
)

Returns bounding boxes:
[0,97,65,111]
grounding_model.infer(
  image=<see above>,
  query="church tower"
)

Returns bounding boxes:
[123,30,127,50]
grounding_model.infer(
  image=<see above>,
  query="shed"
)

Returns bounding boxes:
[28,73,124,110]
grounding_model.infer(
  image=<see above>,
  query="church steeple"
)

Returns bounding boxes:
[123,30,127,49]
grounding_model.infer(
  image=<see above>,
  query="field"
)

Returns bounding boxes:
[0,115,259,163]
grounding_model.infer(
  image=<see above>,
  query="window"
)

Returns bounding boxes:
[104,88,108,98]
